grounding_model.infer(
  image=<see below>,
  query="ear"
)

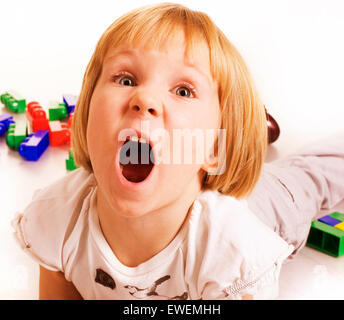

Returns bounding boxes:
[201,152,219,175]
[201,128,226,176]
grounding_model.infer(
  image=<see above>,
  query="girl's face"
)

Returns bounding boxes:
[87,31,221,216]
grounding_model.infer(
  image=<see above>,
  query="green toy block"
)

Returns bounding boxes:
[6,121,28,150]
[307,220,344,257]
[66,149,79,171]
[0,90,26,113]
[48,100,68,121]
[330,212,344,222]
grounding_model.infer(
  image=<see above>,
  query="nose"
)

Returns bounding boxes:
[129,88,163,118]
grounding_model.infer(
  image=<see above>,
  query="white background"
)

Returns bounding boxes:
[0,0,344,299]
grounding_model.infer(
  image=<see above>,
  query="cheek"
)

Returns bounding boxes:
[89,86,122,124]
[86,108,105,172]
[203,98,221,130]
[171,96,220,131]
[87,85,124,139]
[167,99,220,159]
[86,89,121,167]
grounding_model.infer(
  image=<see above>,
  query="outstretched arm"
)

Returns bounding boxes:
[39,266,83,300]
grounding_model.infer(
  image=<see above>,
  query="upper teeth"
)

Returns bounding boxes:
[127,136,147,144]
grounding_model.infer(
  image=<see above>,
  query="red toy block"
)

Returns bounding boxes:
[26,101,50,132]
[67,112,74,129]
[48,120,71,146]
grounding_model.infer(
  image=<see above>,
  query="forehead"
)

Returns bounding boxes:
[103,29,212,79]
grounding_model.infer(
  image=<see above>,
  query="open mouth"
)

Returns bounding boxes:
[119,135,155,183]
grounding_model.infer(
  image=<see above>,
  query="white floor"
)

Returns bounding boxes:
[279,247,344,299]
[1,107,344,300]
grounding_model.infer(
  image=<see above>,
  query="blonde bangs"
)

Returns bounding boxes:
[100,3,212,71]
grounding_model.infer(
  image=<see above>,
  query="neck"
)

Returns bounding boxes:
[96,173,202,268]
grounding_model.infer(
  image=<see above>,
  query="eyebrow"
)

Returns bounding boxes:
[183,61,212,86]
[103,50,212,87]
[104,49,138,64]
[103,50,137,70]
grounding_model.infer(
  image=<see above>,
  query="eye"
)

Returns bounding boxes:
[112,72,136,86]
[175,83,196,98]
[119,77,135,86]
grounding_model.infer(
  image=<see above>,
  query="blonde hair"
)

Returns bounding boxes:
[72,2,267,198]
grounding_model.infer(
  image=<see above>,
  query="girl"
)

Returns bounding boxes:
[12,3,344,300]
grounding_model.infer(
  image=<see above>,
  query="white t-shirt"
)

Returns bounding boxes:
[12,168,294,300]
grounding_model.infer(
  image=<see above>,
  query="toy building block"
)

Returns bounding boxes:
[335,222,344,231]
[48,120,70,146]
[0,90,26,113]
[67,112,74,129]
[48,100,68,121]
[328,212,344,231]
[18,130,49,161]
[307,215,344,257]
[318,215,342,226]
[63,94,77,114]
[26,101,50,132]
[318,212,344,229]
[6,121,28,150]
[0,112,15,136]
[66,149,78,171]
[330,212,344,222]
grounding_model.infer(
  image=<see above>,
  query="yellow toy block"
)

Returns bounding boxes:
[335,222,344,231]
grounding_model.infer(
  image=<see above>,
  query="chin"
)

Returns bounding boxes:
[109,192,155,218]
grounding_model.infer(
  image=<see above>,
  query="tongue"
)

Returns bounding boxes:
[122,163,153,183]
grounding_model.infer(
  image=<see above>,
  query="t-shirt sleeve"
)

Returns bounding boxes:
[11,189,65,272]
[11,169,95,273]
[201,252,291,300]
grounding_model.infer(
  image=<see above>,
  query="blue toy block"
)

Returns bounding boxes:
[0,124,5,136]
[62,94,77,114]
[318,215,342,227]
[18,130,49,161]
[0,112,15,136]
